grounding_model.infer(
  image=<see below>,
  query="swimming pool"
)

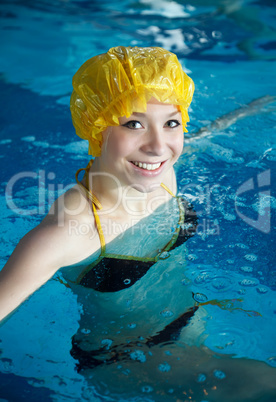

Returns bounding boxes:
[0,0,275,400]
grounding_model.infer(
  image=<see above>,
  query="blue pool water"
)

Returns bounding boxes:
[0,0,276,401]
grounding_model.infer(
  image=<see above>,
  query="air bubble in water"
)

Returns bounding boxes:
[194,273,211,284]
[239,279,258,287]
[240,266,253,273]
[130,350,146,363]
[257,286,268,294]
[127,323,137,329]
[160,309,174,317]
[193,293,208,303]
[236,243,248,249]
[141,385,153,393]
[197,373,206,383]
[158,362,171,372]
[238,289,246,295]
[213,369,226,379]
[124,279,131,285]
[212,30,222,38]
[212,277,231,290]
[181,278,190,285]
[244,254,257,261]
[159,251,170,260]
[81,328,91,334]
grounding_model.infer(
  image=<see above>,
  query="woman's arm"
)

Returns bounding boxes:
[0,223,64,322]
[0,187,98,322]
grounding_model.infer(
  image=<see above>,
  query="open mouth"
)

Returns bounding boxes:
[131,161,163,171]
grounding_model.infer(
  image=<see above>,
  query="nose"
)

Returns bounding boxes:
[141,126,165,156]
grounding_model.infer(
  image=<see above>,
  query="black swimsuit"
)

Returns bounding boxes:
[76,198,197,292]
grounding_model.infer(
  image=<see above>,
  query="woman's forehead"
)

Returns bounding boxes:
[124,102,180,118]
[147,97,179,107]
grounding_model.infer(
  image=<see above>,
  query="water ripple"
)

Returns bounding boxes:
[205,325,260,358]
[192,270,235,293]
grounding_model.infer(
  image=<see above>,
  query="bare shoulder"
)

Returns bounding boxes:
[39,184,100,266]
[0,186,100,320]
[46,184,91,221]
[5,185,99,272]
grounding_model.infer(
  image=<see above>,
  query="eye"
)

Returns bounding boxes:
[122,120,143,129]
[165,120,181,128]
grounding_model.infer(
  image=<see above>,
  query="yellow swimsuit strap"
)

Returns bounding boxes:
[75,160,176,256]
[75,160,102,210]
[160,182,175,198]
[75,160,106,253]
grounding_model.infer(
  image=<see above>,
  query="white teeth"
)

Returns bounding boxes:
[133,161,161,170]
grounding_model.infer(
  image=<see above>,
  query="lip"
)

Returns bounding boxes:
[129,160,167,176]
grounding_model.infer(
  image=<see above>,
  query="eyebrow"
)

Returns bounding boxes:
[131,111,181,118]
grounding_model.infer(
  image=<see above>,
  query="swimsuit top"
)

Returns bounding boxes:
[74,161,197,293]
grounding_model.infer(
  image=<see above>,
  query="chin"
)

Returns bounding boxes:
[131,182,161,193]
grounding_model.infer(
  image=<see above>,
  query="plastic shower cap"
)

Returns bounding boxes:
[70,46,194,156]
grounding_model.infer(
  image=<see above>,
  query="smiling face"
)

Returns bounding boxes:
[98,98,184,193]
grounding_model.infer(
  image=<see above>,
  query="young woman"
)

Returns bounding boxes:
[1,46,275,400]
[0,46,195,321]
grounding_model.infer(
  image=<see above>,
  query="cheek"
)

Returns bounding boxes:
[172,133,184,156]
[104,130,135,158]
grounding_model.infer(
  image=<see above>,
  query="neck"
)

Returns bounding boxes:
[88,158,171,217]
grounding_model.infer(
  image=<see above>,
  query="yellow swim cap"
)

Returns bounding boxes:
[70,46,194,156]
